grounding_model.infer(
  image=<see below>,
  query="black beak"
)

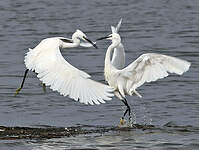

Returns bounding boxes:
[83,36,98,49]
[96,35,112,41]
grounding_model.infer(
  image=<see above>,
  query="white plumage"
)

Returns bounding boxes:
[120,53,191,98]
[23,30,114,105]
[103,33,191,99]
[111,18,125,70]
[97,25,190,122]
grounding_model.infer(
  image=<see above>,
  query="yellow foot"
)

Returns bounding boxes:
[14,88,21,96]
[120,118,125,125]
[118,118,127,127]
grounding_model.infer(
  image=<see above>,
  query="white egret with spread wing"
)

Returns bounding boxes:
[97,27,191,124]
[15,29,114,105]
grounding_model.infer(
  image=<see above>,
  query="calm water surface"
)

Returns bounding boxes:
[0,0,199,149]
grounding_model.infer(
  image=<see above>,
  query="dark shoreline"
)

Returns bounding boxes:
[0,123,198,140]
[0,124,155,140]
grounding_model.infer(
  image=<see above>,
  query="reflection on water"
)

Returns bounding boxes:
[27,124,199,150]
[1,127,199,150]
[0,0,199,149]
[30,133,133,150]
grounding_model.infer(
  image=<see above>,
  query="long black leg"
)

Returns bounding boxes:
[121,98,131,119]
[15,69,29,96]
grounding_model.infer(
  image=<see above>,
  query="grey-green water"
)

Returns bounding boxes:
[0,0,199,149]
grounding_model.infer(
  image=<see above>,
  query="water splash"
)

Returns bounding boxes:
[131,105,137,124]
[140,99,152,125]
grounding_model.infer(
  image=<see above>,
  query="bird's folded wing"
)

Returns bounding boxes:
[121,53,191,90]
[111,43,125,69]
[24,39,113,105]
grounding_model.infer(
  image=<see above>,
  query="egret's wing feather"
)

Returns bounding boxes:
[121,53,191,90]
[111,18,122,34]
[111,18,125,69]
[111,26,117,34]
[111,43,125,69]
[24,38,113,105]
[115,18,122,33]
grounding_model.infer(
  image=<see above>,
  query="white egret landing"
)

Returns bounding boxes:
[97,26,191,125]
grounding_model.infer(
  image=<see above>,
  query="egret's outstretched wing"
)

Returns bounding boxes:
[24,38,113,105]
[121,53,191,91]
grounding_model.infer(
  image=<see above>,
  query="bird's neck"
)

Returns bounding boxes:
[72,34,81,46]
[104,42,120,82]
[72,38,80,46]
[105,43,117,70]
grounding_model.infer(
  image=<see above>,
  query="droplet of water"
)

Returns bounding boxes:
[131,105,137,124]
[140,99,152,125]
